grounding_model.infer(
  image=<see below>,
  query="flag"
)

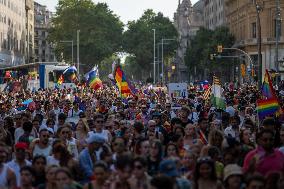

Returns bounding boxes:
[85,66,102,90]
[89,77,103,90]
[203,85,212,101]
[63,66,77,74]
[198,130,208,145]
[211,76,225,110]
[262,70,276,99]
[57,75,64,85]
[114,65,132,98]
[257,98,279,119]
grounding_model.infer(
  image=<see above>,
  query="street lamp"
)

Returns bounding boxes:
[59,40,74,64]
[77,30,80,77]
[275,0,281,83]
[152,29,156,84]
[161,38,176,84]
[251,0,263,89]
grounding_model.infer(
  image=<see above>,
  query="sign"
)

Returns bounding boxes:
[27,80,40,91]
[168,83,188,109]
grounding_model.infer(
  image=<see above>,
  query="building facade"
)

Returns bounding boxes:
[26,0,34,63]
[0,0,26,66]
[34,2,55,62]
[204,0,226,30]
[226,0,284,79]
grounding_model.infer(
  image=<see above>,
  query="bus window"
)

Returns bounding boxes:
[48,72,54,82]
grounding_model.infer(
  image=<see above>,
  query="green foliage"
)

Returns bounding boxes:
[122,9,178,79]
[184,26,235,81]
[48,0,123,72]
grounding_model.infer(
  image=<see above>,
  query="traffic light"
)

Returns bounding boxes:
[217,45,223,53]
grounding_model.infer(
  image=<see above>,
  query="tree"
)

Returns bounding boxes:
[184,26,235,81]
[123,9,178,80]
[48,0,123,72]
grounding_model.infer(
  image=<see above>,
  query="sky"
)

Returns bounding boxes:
[36,0,199,24]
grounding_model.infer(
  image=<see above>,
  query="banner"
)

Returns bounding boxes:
[168,83,188,109]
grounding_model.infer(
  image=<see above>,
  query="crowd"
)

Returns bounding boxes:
[0,83,284,189]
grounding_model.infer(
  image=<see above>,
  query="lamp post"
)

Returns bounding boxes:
[252,0,263,89]
[275,0,281,84]
[161,38,176,84]
[59,40,74,64]
[77,30,80,77]
[152,29,156,84]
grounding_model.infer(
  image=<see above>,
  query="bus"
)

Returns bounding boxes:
[0,62,76,91]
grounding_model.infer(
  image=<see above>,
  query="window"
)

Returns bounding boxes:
[274,19,282,38]
[252,22,256,38]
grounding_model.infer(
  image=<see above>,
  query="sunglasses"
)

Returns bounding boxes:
[134,165,143,170]
[114,142,124,146]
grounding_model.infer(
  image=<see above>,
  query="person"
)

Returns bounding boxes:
[32,155,47,186]
[159,159,191,189]
[129,156,152,189]
[180,150,196,180]
[83,161,109,189]
[135,138,150,158]
[75,118,90,152]
[224,116,241,141]
[0,142,16,188]
[37,165,58,189]
[192,156,223,189]
[223,164,243,189]
[179,106,193,127]
[89,113,111,143]
[110,154,133,189]
[18,166,36,189]
[55,167,82,189]
[183,123,202,151]
[243,129,284,176]
[7,142,32,187]
[18,121,37,146]
[79,133,105,183]
[147,140,163,176]
[31,128,52,158]
[164,142,179,159]
[245,174,265,189]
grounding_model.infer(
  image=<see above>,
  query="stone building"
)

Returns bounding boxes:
[0,0,26,66]
[26,0,34,63]
[34,1,55,62]
[204,0,226,30]
[226,0,284,79]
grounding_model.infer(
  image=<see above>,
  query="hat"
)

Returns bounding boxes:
[159,159,179,177]
[86,133,105,144]
[223,164,243,181]
[15,142,28,150]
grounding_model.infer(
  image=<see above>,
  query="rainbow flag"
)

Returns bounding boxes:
[262,70,275,99]
[57,74,64,85]
[257,98,279,119]
[85,66,102,90]
[114,65,132,98]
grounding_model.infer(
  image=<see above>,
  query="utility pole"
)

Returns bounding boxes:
[254,2,263,89]
[77,30,80,77]
[275,0,281,84]
[59,40,74,64]
[153,29,156,84]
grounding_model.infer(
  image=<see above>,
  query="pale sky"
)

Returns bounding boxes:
[35,0,199,23]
